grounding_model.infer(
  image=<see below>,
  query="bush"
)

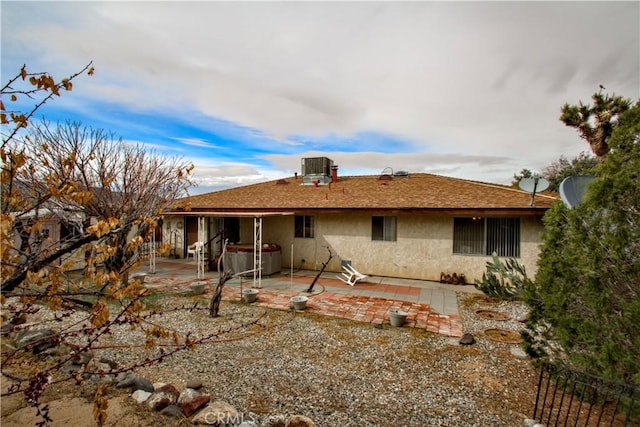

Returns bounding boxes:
[523,102,640,385]
[474,252,532,301]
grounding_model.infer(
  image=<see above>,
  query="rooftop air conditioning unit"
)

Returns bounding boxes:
[302,157,333,176]
[301,157,333,185]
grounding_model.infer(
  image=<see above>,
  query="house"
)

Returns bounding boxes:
[163,157,558,284]
[8,186,163,273]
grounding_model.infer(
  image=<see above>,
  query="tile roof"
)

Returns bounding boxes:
[172,173,558,216]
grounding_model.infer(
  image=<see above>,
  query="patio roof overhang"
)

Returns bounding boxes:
[163,211,295,218]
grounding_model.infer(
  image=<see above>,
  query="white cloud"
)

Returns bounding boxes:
[2,1,638,193]
[174,137,219,149]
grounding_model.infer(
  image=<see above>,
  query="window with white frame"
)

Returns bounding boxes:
[294,215,314,238]
[453,217,520,257]
[372,216,397,241]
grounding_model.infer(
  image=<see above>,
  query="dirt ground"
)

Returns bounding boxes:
[1,381,184,427]
[1,293,536,426]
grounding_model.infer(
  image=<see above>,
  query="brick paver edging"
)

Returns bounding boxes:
[143,275,463,338]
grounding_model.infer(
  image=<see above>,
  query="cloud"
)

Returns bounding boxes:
[174,137,218,149]
[2,1,638,194]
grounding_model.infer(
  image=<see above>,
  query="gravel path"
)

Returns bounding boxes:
[3,292,538,426]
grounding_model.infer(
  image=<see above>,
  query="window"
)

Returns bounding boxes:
[294,215,314,238]
[372,216,397,241]
[453,217,520,257]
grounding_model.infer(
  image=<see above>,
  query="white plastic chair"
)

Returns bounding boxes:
[186,241,206,259]
[336,264,368,286]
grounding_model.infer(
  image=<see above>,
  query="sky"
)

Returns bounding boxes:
[2,1,639,195]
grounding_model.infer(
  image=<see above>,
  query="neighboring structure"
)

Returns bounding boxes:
[164,157,558,284]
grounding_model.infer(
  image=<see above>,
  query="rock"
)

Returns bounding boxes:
[73,349,95,365]
[115,372,136,388]
[192,400,239,425]
[134,377,155,392]
[178,387,201,405]
[239,421,258,427]
[511,346,529,359]
[132,389,152,403]
[85,359,112,374]
[285,415,315,427]
[61,364,81,375]
[39,343,74,359]
[181,394,210,417]
[147,383,180,411]
[263,414,286,427]
[459,333,475,345]
[153,382,167,390]
[523,419,537,427]
[13,328,60,353]
[99,356,118,369]
[186,379,203,390]
[83,359,113,382]
[160,404,183,417]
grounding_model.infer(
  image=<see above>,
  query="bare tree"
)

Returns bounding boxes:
[0,65,202,425]
[2,63,266,427]
[2,120,194,294]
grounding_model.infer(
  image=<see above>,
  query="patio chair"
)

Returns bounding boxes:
[336,264,368,286]
[186,241,206,259]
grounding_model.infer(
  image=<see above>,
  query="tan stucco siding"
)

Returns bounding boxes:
[518,216,546,279]
[175,213,545,284]
[260,213,545,283]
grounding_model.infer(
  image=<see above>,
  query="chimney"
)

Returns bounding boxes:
[331,165,339,183]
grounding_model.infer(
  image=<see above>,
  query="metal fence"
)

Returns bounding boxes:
[533,362,639,427]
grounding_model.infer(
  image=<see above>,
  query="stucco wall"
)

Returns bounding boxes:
[232,213,545,284]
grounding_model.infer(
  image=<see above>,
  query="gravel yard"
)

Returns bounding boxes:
[2,291,538,426]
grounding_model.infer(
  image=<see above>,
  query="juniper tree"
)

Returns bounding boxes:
[524,100,640,385]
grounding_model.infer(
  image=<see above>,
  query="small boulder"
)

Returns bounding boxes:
[134,377,155,392]
[99,356,118,369]
[72,349,95,366]
[147,384,180,411]
[131,389,152,404]
[186,379,203,390]
[160,404,183,417]
[511,346,529,359]
[85,359,112,375]
[181,394,210,417]
[13,328,60,353]
[192,400,239,425]
[459,333,475,346]
[178,387,201,405]
[115,372,136,388]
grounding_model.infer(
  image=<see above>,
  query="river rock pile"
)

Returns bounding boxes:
[115,372,315,426]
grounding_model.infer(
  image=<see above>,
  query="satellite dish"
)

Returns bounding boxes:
[519,177,550,206]
[559,175,596,209]
[519,177,550,193]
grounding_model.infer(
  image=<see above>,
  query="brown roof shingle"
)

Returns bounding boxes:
[174,173,558,216]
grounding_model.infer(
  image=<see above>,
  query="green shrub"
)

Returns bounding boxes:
[474,252,532,301]
[524,102,640,385]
